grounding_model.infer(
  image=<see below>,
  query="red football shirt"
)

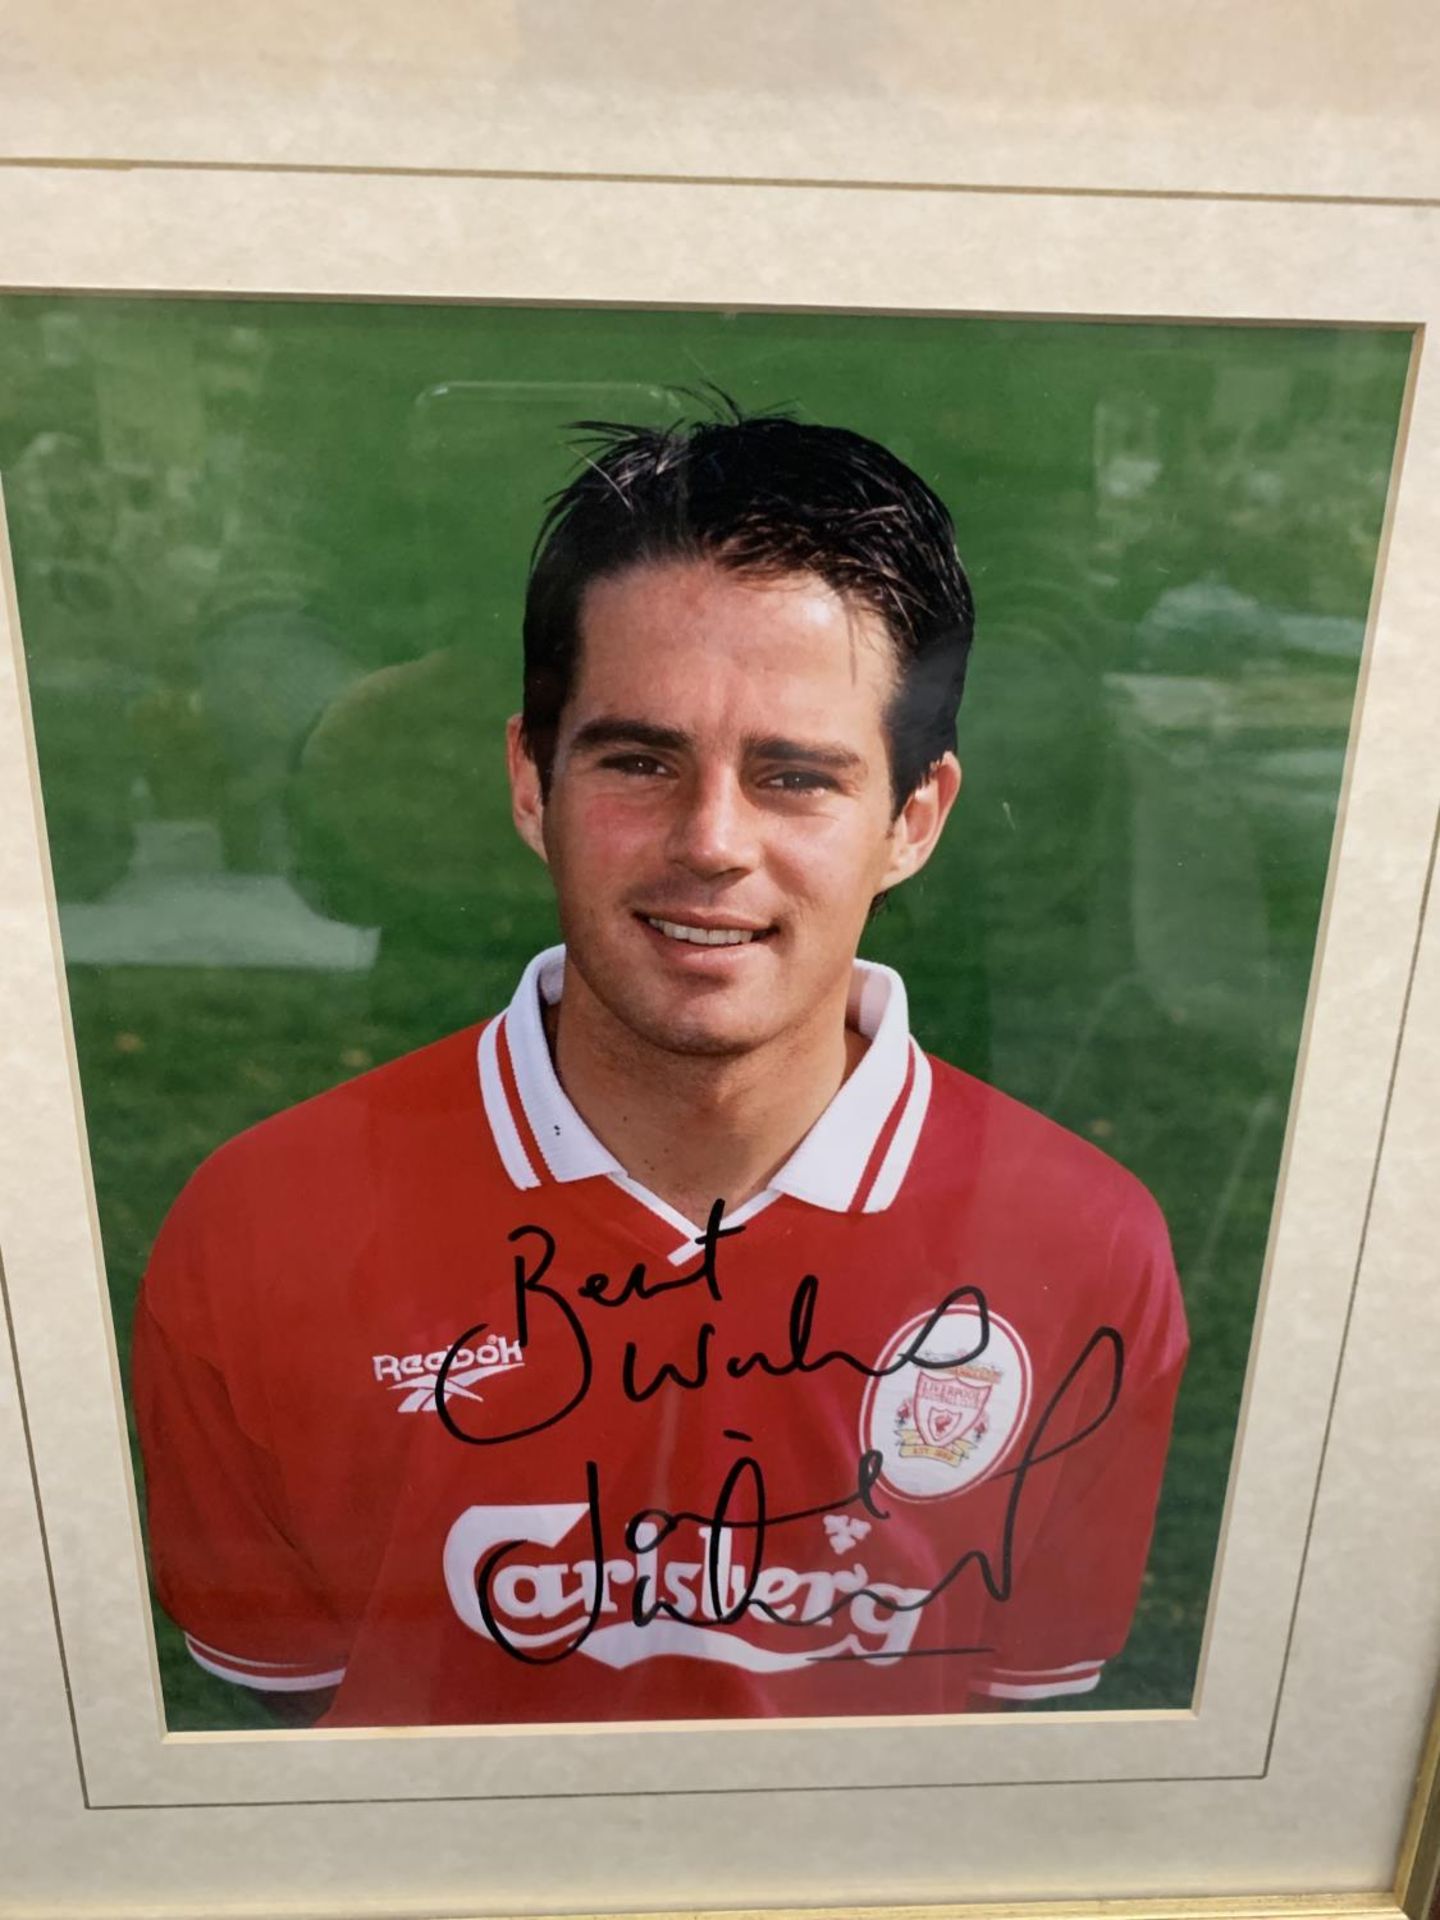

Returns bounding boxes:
[133,947,1188,1724]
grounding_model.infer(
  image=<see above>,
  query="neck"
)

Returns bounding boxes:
[546,973,867,1229]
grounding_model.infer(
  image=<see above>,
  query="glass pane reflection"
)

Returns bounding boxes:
[0,297,1410,1726]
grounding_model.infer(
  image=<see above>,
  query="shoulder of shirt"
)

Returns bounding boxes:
[164,1022,491,1221]
[920,1048,1171,1240]
[918,1054,1185,1351]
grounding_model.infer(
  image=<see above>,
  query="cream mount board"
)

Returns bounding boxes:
[1,163,1439,1913]
[3,0,1440,203]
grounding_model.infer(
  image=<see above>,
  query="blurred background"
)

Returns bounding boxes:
[0,294,1411,1725]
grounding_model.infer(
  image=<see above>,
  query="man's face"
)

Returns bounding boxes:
[508,557,958,1062]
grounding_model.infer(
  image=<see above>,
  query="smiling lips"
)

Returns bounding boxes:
[642,915,773,947]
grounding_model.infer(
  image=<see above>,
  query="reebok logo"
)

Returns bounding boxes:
[372,1336,524,1415]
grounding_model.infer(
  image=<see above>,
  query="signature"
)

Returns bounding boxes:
[434,1202,992,1448]
[432,1206,1125,1667]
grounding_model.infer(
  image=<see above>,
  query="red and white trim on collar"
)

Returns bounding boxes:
[476,945,932,1263]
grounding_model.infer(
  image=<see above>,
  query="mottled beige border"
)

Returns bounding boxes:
[1,159,1438,1914]
[3,0,1440,202]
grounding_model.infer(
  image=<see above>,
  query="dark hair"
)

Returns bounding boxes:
[521,406,975,811]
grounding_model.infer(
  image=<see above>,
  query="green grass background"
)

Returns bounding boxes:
[0,295,1411,1727]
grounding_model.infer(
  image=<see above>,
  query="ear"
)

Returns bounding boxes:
[876,752,962,894]
[505,714,549,864]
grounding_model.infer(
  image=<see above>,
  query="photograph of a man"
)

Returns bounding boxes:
[133,409,1189,1727]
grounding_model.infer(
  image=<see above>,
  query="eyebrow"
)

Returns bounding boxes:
[748,734,867,774]
[568,718,691,756]
[568,717,867,774]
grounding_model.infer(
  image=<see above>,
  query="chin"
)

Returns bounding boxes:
[606,991,771,1061]
[572,944,784,1060]
[632,1014,764,1060]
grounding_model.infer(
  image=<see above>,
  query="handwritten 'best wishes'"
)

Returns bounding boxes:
[430,1202,1124,1665]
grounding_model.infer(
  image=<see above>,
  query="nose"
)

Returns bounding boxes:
[666,767,758,879]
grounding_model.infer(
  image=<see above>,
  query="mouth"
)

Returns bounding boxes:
[638,914,776,949]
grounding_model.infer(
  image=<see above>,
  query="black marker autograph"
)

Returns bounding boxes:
[434,1202,991,1448]
[433,1202,1125,1668]
[470,1324,1123,1665]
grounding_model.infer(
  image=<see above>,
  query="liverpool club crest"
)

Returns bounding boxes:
[863,1305,1031,1500]
[896,1361,1003,1464]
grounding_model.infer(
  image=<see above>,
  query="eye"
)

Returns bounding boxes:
[764,768,839,794]
[599,752,670,777]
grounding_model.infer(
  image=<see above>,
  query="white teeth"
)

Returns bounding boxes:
[646,918,761,947]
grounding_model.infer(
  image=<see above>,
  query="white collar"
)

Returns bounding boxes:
[476,944,931,1236]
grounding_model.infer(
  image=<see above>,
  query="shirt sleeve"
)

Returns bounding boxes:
[969,1184,1189,1704]
[132,1174,349,1695]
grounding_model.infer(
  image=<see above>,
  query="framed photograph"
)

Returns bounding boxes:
[2,18,1440,1918]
